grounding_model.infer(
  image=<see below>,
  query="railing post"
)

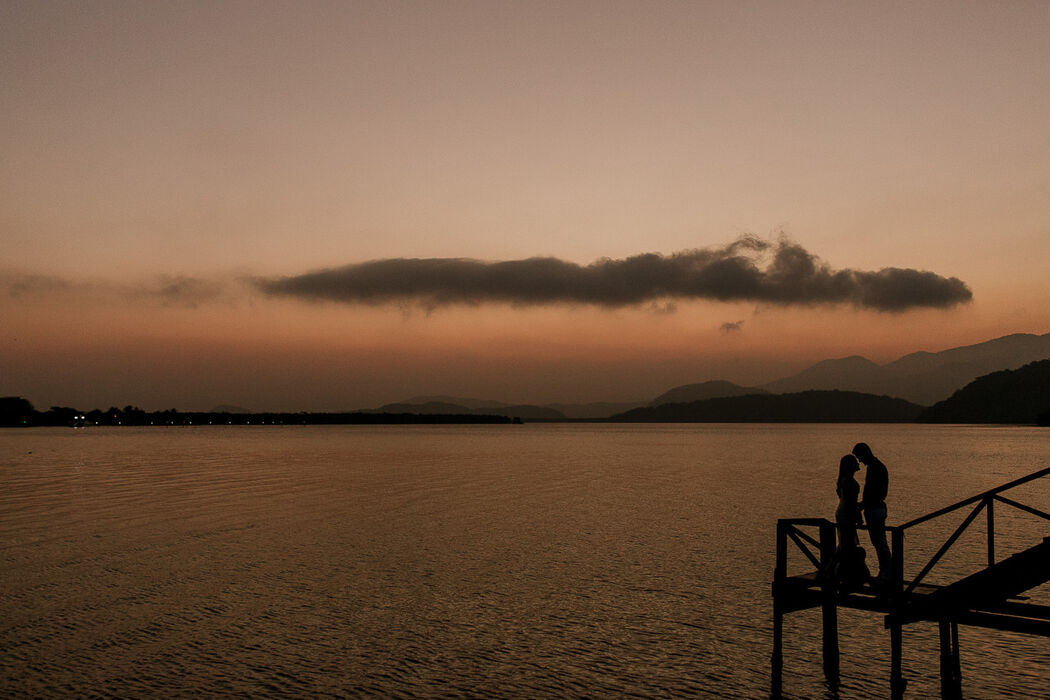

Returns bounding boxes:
[819,521,839,685]
[775,520,788,583]
[891,527,905,594]
[986,496,995,566]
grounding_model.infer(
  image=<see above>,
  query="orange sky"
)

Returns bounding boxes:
[2,2,1049,410]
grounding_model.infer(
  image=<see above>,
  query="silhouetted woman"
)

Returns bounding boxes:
[836,454,863,553]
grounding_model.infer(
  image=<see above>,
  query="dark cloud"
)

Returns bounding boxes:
[256,236,973,312]
[720,320,745,333]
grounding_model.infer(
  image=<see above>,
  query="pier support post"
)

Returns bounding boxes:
[938,620,952,697]
[890,623,905,699]
[890,527,906,698]
[939,620,962,698]
[819,522,839,685]
[771,600,783,698]
[950,622,961,691]
[771,521,787,698]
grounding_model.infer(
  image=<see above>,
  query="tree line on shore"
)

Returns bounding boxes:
[0,398,517,427]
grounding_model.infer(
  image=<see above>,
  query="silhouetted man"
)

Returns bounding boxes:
[854,442,892,580]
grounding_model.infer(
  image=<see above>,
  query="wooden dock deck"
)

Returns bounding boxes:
[771,467,1050,698]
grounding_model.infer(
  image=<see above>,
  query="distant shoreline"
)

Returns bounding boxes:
[0,405,519,428]
[3,415,1048,427]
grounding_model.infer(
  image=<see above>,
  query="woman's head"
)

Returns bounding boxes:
[838,454,860,481]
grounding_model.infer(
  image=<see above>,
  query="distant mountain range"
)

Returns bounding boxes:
[10,331,1044,426]
[368,331,1050,420]
[654,332,1050,407]
[760,332,1050,405]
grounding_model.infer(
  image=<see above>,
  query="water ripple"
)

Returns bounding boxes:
[2,425,1049,697]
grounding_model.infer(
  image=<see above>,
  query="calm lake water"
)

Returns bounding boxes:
[2,424,1048,697]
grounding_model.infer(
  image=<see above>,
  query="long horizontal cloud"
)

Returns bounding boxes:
[255,236,973,312]
[2,273,234,308]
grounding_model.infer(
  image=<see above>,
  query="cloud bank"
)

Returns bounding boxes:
[256,236,973,312]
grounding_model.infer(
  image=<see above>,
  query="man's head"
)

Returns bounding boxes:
[852,442,874,464]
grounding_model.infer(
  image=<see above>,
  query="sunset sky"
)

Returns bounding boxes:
[3,1,1049,411]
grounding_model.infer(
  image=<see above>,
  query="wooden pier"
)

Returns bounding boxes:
[772,467,1050,698]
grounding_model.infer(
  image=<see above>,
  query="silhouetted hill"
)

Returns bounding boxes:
[759,332,1050,405]
[378,401,473,414]
[762,356,883,394]
[0,396,36,426]
[398,396,638,419]
[402,395,509,410]
[650,380,767,406]
[378,401,566,421]
[490,405,567,421]
[612,391,923,423]
[543,401,646,419]
[396,396,638,419]
[919,359,1050,424]
[387,396,640,419]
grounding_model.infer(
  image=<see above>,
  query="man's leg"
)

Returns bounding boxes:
[865,506,892,578]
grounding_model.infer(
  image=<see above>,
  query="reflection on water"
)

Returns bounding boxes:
[1,424,1048,697]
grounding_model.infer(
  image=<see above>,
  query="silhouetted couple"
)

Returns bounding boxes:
[836,442,892,586]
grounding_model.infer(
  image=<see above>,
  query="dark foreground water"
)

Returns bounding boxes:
[2,424,1048,697]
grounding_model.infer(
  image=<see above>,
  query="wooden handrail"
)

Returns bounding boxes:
[897,467,1050,590]
[788,530,821,569]
[905,499,987,595]
[776,467,1050,595]
[994,494,1050,521]
[898,466,1050,530]
[776,520,835,579]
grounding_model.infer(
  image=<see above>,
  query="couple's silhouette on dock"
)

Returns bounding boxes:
[834,442,892,589]
[775,453,1050,699]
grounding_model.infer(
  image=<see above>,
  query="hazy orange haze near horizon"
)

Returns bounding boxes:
[2,2,1049,410]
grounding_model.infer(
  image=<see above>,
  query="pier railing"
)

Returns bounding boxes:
[773,466,1050,699]
[775,466,1050,595]
[895,465,1050,595]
